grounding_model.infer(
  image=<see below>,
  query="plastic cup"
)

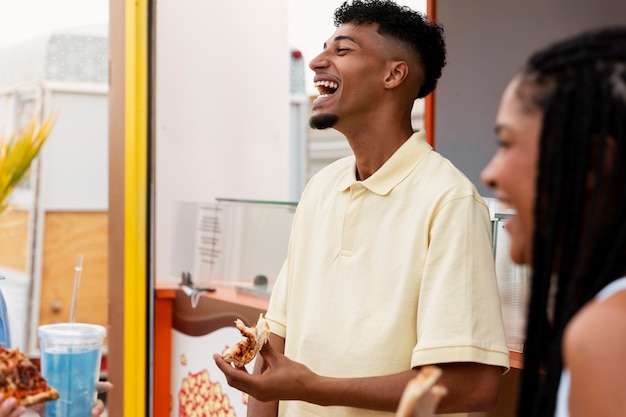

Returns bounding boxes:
[38,323,106,417]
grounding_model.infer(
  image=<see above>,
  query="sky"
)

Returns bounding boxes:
[0,0,109,49]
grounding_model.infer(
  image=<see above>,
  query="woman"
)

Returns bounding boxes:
[481,27,626,416]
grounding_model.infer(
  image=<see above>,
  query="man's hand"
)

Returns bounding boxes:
[213,341,315,403]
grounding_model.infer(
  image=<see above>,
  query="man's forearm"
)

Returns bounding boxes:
[302,370,418,412]
[291,363,502,414]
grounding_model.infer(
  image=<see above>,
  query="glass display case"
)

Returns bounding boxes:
[488,199,531,352]
[171,198,297,298]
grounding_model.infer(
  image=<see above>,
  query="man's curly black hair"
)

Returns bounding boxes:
[334,0,446,99]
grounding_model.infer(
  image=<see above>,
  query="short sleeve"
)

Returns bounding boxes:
[412,195,510,371]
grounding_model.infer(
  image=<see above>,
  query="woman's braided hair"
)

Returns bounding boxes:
[516,27,626,416]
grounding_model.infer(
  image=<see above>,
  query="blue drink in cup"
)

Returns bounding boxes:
[38,323,106,417]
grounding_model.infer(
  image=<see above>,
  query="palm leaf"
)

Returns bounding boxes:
[0,113,56,214]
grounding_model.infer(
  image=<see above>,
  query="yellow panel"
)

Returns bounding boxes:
[124,0,148,415]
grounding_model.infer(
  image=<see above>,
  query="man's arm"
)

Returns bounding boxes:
[215,339,503,414]
[300,362,501,413]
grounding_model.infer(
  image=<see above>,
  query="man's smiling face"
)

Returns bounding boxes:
[308,22,391,131]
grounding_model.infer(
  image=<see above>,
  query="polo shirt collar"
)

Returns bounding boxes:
[337,130,432,195]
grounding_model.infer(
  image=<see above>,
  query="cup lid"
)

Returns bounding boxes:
[38,323,106,339]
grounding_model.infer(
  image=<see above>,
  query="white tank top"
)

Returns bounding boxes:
[554,277,626,417]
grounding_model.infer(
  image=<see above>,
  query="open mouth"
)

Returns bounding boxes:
[314,80,339,97]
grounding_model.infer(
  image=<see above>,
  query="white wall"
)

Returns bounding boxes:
[155,0,290,284]
[434,0,626,197]
[41,90,109,210]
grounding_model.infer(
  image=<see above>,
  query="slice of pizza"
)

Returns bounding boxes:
[395,365,447,417]
[0,345,60,406]
[221,313,270,367]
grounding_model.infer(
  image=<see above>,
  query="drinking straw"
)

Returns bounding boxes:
[69,254,84,323]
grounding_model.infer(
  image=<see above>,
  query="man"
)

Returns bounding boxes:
[214,1,509,416]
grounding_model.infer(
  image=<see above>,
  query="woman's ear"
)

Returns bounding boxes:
[383,61,409,89]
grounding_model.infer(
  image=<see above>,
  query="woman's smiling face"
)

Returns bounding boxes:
[481,76,543,265]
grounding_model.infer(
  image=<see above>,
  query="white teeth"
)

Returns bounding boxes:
[314,80,338,90]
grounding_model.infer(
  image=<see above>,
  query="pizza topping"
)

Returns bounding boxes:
[0,345,59,406]
[221,313,270,367]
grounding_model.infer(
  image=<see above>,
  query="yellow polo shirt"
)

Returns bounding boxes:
[266,130,509,417]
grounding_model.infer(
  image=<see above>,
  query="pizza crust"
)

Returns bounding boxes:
[395,366,447,417]
[222,313,270,367]
[19,387,60,406]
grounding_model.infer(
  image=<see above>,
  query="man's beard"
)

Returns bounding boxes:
[309,113,338,130]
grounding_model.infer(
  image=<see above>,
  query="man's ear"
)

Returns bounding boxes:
[383,61,409,89]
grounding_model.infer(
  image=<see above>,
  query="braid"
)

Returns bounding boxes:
[515,27,626,417]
